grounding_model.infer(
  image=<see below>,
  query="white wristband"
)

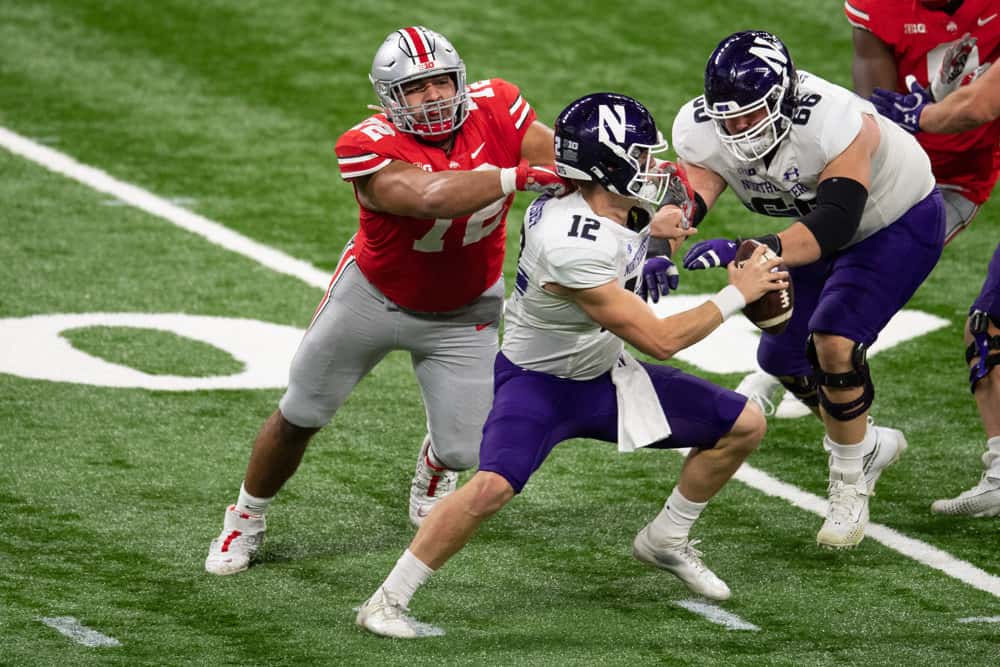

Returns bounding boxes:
[709,284,746,320]
[499,167,518,195]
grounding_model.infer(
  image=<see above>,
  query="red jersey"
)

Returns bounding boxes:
[846,0,1000,203]
[335,78,536,312]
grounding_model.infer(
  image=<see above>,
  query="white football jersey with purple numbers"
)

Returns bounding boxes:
[672,70,935,245]
[502,191,649,380]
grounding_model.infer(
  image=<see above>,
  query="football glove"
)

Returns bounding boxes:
[638,255,679,304]
[682,238,739,270]
[869,78,931,134]
[515,160,571,196]
[931,32,977,101]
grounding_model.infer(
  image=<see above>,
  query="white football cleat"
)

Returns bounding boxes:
[734,371,782,417]
[774,392,813,419]
[862,423,908,494]
[816,468,869,549]
[205,505,266,575]
[356,588,445,639]
[931,471,1000,517]
[632,527,732,601]
[409,435,458,528]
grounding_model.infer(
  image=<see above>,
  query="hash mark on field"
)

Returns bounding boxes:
[675,600,760,631]
[3,124,997,601]
[957,616,1000,623]
[38,616,121,647]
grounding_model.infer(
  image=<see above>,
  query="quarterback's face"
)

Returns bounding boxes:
[722,106,769,136]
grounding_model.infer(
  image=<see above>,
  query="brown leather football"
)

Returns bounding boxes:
[734,239,793,335]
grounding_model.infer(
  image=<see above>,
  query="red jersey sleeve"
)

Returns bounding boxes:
[844,0,907,45]
[334,114,400,180]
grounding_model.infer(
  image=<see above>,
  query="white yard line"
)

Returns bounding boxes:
[0,127,330,290]
[674,600,760,631]
[3,125,998,601]
[957,616,1000,624]
[38,616,121,647]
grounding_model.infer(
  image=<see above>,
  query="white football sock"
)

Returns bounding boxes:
[236,482,273,516]
[824,424,874,477]
[382,549,435,608]
[646,487,707,544]
[984,436,1000,477]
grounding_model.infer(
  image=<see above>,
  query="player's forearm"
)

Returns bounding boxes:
[406,170,507,218]
[920,92,999,134]
[610,302,722,361]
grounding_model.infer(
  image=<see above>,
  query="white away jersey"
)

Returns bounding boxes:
[672,71,935,246]
[502,192,649,380]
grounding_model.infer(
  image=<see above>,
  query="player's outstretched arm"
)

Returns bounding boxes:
[560,249,786,360]
[355,152,568,220]
[850,27,897,98]
[919,63,1000,134]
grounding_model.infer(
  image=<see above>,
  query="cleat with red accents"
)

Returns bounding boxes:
[409,436,458,528]
[205,505,266,575]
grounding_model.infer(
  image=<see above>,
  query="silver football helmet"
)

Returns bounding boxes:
[369,26,470,137]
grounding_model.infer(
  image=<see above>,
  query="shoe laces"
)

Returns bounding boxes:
[675,538,709,572]
[827,479,863,523]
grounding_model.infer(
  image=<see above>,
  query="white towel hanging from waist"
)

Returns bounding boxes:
[610,351,671,453]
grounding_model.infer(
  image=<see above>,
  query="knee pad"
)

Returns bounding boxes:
[966,310,1000,392]
[777,374,819,408]
[806,334,874,422]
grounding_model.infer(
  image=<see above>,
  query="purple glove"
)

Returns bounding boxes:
[638,255,679,303]
[869,77,931,134]
[682,238,738,270]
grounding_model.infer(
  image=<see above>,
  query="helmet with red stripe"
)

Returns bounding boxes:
[369,26,469,139]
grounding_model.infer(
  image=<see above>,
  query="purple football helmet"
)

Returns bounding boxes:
[704,30,798,161]
[553,92,670,205]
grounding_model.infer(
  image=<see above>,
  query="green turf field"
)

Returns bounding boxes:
[1,1,997,664]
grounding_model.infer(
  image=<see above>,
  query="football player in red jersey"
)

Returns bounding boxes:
[869,56,1000,517]
[846,0,999,243]
[204,26,569,575]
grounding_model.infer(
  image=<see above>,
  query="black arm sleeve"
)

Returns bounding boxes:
[691,191,708,227]
[799,177,868,258]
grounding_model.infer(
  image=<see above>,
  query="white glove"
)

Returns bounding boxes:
[930,33,978,101]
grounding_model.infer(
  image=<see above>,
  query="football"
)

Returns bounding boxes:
[734,239,793,335]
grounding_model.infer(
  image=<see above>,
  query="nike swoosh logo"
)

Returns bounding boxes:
[470,142,486,159]
[979,14,997,26]
[475,320,495,331]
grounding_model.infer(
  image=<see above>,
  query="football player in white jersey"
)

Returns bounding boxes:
[355,92,789,638]
[669,31,946,549]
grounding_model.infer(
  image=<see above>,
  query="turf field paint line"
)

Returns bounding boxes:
[674,600,760,631]
[38,617,121,647]
[732,463,1000,599]
[957,616,1000,623]
[0,127,330,290]
[3,122,995,601]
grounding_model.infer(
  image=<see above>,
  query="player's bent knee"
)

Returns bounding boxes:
[724,403,766,455]
[463,472,515,518]
[806,334,874,421]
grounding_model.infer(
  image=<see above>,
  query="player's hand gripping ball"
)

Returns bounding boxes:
[734,239,793,335]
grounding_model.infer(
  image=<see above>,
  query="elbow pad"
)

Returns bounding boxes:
[800,177,868,258]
